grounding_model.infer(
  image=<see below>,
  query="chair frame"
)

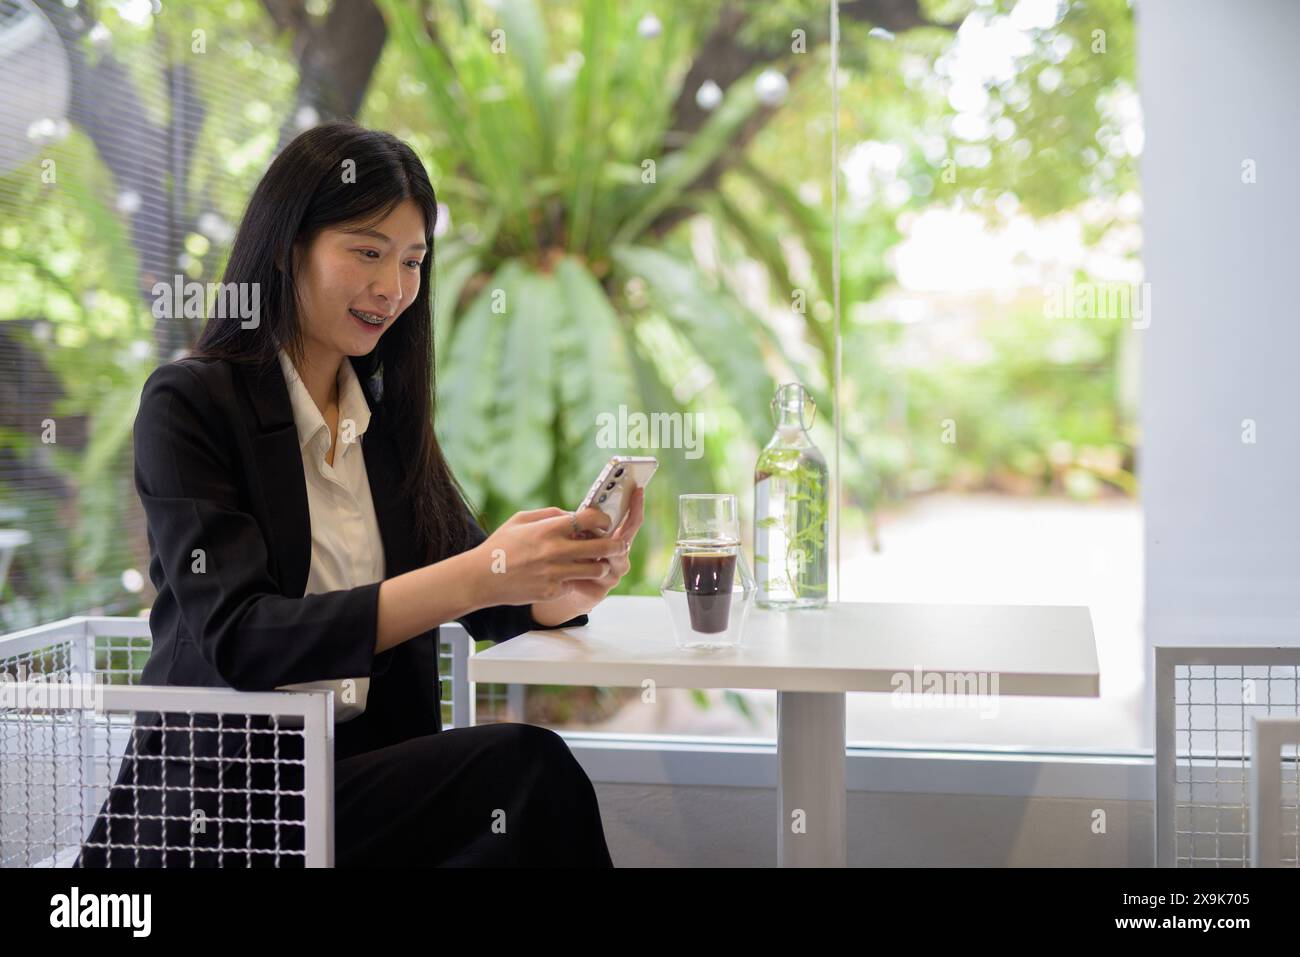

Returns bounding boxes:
[1155,645,1300,867]
[0,614,479,867]
[1249,716,1300,867]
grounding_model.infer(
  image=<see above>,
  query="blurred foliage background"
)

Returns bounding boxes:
[1,0,1139,726]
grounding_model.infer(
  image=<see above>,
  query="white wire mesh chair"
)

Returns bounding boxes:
[1249,716,1300,867]
[1154,646,1300,867]
[0,615,486,867]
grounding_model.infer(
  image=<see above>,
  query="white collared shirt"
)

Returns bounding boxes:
[273,348,385,722]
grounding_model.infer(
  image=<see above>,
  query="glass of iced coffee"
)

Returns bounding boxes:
[660,494,755,649]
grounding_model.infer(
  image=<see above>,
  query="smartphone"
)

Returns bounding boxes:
[574,455,657,537]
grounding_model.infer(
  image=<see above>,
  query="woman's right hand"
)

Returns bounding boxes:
[467,506,627,607]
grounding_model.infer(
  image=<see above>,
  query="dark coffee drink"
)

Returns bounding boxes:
[682,550,737,633]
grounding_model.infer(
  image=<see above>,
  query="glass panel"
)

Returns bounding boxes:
[0,0,1143,751]
[832,0,1143,750]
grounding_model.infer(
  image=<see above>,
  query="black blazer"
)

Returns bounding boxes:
[75,354,586,866]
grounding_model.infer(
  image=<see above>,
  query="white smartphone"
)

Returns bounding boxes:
[574,455,657,537]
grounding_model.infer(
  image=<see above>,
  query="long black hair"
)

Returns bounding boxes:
[191,120,473,563]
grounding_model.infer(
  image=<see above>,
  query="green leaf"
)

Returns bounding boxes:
[734,157,837,366]
[66,367,151,577]
[437,263,512,506]
[565,0,614,253]
[487,264,556,504]
[724,689,755,722]
[376,0,477,161]
[378,0,536,248]
[706,189,800,312]
[613,73,764,246]
[611,245,775,447]
[433,249,480,371]
[621,320,717,542]
[498,0,555,170]
[553,257,637,505]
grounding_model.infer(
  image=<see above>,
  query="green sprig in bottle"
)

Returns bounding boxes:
[754,382,828,609]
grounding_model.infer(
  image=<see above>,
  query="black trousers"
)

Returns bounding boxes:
[75,713,614,868]
[332,714,615,867]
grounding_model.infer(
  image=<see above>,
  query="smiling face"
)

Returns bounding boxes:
[292,197,428,363]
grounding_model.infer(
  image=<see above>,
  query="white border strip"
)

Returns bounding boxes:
[562,732,1153,801]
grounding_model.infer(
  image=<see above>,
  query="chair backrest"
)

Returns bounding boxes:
[0,616,333,867]
[439,621,474,727]
[1249,716,1300,867]
[1154,646,1300,866]
[2,615,487,866]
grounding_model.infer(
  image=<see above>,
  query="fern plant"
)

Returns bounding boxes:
[375,0,878,593]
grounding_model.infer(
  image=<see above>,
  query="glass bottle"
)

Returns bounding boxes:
[754,382,829,609]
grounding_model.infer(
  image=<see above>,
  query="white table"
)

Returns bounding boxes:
[468,595,1098,867]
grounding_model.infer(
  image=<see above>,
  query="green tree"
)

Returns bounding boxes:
[373,0,961,589]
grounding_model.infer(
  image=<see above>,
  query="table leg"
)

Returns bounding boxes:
[776,690,847,867]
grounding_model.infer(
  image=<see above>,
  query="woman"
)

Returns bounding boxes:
[75,121,640,867]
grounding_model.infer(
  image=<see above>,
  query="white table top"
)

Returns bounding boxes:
[468,595,1099,697]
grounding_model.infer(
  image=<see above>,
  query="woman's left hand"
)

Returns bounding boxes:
[529,486,645,624]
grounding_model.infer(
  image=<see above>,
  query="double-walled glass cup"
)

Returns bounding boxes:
[659,494,756,649]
